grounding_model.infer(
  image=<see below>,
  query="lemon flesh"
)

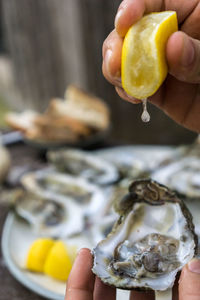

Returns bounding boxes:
[121,11,178,99]
[44,241,75,281]
[26,239,55,273]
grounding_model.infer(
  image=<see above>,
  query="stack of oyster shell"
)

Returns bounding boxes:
[5,138,200,298]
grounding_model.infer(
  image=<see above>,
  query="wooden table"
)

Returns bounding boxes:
[0,143,47,300]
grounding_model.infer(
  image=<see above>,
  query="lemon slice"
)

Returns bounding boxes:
[121,11,178,99]
[26,239,55,272]
[44,241,77,281]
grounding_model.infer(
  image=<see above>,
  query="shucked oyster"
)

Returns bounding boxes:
[92,179,197,291]
[152,137,200,198]
[7,188,84,238]
[152,157,200,198]
[47,149,119,185]
[21,170,105,218]
[97,145,178,180]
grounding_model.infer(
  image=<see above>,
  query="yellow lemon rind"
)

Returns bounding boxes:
[121,11,178,100]
[26,238,55,273]
[44,241,73,281]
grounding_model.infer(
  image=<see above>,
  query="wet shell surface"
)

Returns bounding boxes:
[152,137,200,198]
[21,170,106,219]
[47,148,119,185]
[152,157,200,198]
[92,179,197,291]
[11,188,85,238]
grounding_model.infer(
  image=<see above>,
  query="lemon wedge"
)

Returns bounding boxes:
[121,11,178,99]
[26,239,55,272]
[44,241,76,281]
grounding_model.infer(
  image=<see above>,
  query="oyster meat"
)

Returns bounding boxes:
[10,189,85,238]
[92,179,197,291]
[21,170,105,218]
[47,149,119,185]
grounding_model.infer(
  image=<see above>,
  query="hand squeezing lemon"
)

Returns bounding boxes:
[121,11,178,100]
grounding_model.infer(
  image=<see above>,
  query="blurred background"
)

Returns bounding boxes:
[0,0,197,145]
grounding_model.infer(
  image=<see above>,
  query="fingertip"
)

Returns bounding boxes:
[167,31,196,81]
[69,247,93,281]
[115,0,145,37]
[65,247,95,300]
[77,248,92,258]
[102,30,123,80]
[115,86,141,104]
[188,258,200,274]
[179,259,200,300]
[166,31,185,73]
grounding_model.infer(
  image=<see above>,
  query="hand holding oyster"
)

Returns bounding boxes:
[92,179,197,298]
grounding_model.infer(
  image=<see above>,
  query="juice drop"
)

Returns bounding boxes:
[141,98,150,123]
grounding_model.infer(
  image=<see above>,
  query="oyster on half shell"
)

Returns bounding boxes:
[152,157,200,198]
[7,188,85,238]
[92,179,197,291]
[21,170,105,219]
[47,149,119,185]
[152,137,200,198]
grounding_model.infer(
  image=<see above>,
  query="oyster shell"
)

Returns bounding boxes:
[47,149,119,185]
[21,170,105,218]
[152,157,200,198]
[10,188,85,238]
[183,198,200,256]
[152,138,200,254]
[92,179,197,291]
[152,137,200,198]
[97,145,178,180]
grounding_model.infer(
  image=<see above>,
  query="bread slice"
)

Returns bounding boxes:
[26,125,79,143]
[47,85,110,130]
[5,85,109,143]
[34,115,91,136]
[5,110,39,133]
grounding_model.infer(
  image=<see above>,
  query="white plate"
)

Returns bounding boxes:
[2,213,66,300]
[2,145,175,299]
[2,213,132,300]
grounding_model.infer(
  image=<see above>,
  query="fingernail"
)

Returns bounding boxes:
[188,259,200,274]
[104,49,113,75]
[181,37,195,67]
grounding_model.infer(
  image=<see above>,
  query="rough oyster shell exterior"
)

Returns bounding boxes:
[92,179,197,291]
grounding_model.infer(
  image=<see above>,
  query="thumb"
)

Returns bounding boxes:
[166,31,200,83]
[179,258,200,300]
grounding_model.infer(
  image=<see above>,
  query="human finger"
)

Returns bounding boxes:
[65,248,95,300]
[129,290,155,300]
[167,31,200,83]
[115,86,141,104]
[179,258,200,300]
[115,0,198,37]
[102,29,123,87]
[93,277,116,300]
[181,1,200,39]
[115,0,163,37]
